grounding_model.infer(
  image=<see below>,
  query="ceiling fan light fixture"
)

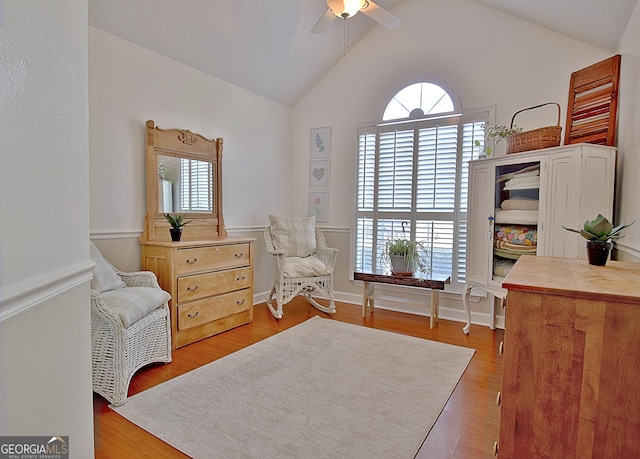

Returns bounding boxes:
[327,0,364,19]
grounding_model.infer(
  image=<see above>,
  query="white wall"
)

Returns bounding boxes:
[0,1,95,456]
[615,0,640,262]
[89,27,293,293]
[292,0,612,324]
[88,0,636,328]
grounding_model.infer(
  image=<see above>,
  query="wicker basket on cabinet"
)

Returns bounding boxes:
[506,102,562,154]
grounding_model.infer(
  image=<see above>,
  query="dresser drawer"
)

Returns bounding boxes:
[177,288,252,330]
[176,243,250,275]
[177,267,252,303]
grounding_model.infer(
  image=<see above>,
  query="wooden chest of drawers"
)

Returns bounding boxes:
[498,256,640,458]
[140,237,255,349]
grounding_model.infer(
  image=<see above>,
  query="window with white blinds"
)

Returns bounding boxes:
[355,113,487,291]
[180,158,213,212]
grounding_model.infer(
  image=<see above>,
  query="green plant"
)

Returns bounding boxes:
[475,124,523,157]
[164,213,193,229]
[562,214,634,242]
[380,236,429,275]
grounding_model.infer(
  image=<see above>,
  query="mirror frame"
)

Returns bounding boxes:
[140,120,226,242]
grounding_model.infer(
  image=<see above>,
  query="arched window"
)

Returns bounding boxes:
[382,82,455,121]
[354,81,489,290]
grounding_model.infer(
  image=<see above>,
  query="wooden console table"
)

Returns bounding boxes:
[354,272,451,329]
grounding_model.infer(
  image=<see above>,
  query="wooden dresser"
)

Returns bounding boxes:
[498,256,640,458]
[140,237,254,349]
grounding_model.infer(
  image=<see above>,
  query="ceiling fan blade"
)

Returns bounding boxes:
[361,0,401,30]
[312,8,336,34]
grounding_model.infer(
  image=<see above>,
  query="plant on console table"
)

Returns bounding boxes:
[164,213,193,242]
[563,214,634,266]
[380,236,430,279]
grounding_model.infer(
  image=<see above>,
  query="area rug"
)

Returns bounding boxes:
[112,316,475,458]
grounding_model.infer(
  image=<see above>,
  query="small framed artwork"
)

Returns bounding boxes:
[309,159,330,190]
[309,192,329,222]
[310,127,331,158]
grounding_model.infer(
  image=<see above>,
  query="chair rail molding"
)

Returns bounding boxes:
[615,240,640,260]
[0,259,95,323]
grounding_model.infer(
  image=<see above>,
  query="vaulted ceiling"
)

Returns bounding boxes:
[88,0,637,107]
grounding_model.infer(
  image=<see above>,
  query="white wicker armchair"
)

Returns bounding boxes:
[90,243,171,406]
[264,215,338,319]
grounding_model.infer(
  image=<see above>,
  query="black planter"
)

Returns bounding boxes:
[586,240,612,266]
[169,227,183,242]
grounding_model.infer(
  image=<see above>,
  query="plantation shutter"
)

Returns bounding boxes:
[354,112,487,291]
[180,158,213,212]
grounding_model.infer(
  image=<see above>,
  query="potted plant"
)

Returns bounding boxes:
[475,124,523,158]
[563,214,634,266]
[380,237,429,277]
[164,213,193,241]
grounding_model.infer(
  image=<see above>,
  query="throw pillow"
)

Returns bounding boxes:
[269,215,317,257]
[89,241,126,292]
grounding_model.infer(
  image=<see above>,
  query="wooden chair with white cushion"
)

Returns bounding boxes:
[264,215,337,319]
[90,242,171,406]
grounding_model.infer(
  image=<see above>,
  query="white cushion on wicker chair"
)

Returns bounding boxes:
[101,287,171,328]
[284,256,331,278]
[269,215,317,257]
[90,241,126,292]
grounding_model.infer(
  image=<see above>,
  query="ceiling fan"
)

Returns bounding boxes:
[312,0,401,34]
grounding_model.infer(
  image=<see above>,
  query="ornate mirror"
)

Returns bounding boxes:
[140,120,225,242]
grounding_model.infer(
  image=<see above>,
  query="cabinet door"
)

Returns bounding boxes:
[466,162,493,284]
[544,150,580,258]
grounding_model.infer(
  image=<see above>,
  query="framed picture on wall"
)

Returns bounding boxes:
[308,191,328,222]
[309,159,330,190]
[310,127,331,158]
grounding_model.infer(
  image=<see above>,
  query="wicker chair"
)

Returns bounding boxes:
[90,242,171,406]
[264,215,338,319]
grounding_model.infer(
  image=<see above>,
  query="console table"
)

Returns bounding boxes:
[354,272,451,329]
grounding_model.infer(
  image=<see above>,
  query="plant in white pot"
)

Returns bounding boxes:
[563,214,634,266]
[380,236,429,277]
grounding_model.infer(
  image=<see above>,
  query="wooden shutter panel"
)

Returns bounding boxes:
[564,54,621,146]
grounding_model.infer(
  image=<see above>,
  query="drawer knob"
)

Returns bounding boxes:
[187,285,199,292]
[499,341,504,356]
[186,258,198,265]
[236,275,246,281]
[234,252,244,258]
[496,391,502,407]
[187,311,199,319]
[493,441,498,456]
[237,299,246,305]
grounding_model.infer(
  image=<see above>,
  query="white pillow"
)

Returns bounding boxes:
[100,287,170,328]
[269,215,317,257]
[89,241,126,292]
[283,256,331,278]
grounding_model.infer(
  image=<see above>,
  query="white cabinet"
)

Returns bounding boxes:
[462,143,616,333]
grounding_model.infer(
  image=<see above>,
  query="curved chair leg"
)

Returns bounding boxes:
[306,294,336,314]
[265,287,284,319]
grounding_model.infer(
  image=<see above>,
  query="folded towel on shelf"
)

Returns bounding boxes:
[493,258,516,278]
[501,197,539,211]
[494,240,537,253]
[495,225,537,246]
[494,209,539,225]
[503,173,540,190]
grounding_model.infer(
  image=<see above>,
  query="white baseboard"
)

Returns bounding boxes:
[252,289,505,330]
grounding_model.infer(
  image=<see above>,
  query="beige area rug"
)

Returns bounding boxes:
[112,316,475,458]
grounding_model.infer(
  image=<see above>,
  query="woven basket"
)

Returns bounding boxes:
[506,102,562,154]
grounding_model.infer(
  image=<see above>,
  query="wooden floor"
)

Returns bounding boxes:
[94,298,504,458]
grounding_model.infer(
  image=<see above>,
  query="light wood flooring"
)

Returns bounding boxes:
[94,298,504,458]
